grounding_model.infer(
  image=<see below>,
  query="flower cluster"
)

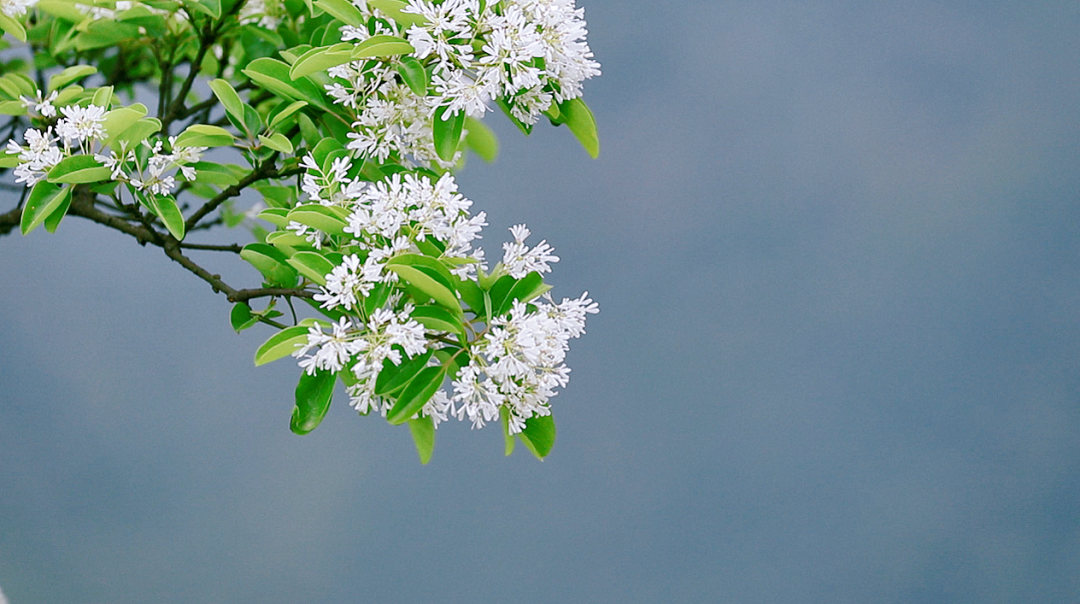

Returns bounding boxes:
[288,152,596,432]
[452,293,597,432]
[325,0,600,167]
[6,104,108,186]
[96,139,205,197]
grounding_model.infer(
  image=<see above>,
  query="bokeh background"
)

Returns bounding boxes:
[3,1,1080,602]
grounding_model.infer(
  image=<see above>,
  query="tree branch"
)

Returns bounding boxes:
[184,154,301,231]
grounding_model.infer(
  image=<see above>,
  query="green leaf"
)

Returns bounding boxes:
[112,118,161,147]
[0,100,25,116]
[269,100,308,129]
[37,0,91,22]
[241,242,300,287]
[243,58,331,112]
[149,195,185,240]
[350,34,414,59]
[21,182,70,235]
[0,13,27,42]
[174,124,235,148]
[497,97,532,135]
[230,302,258,332]
[432,105,464,162]
[265,230,311,247]
[254,324,314,366]
[209,78,245,125]
[375,349,434,396]
[291,370,335,435]
[557,97,600,158]
[47,155,112,184]
[368,0,427,27]
[501,407,515,456]
[191,161,240,186]
[48,65,96,92]
[92,86,114,108]
[75,22,141,51]
[313,0,364,26]
[257,207,291,227]
[286,250,335,285]
[387,365,445,425]
[409,305,465,338]
[457,278,485,315]
[517,413,556,459]
[298,113,321,147]
[258,132,294,154]
[395,56,428,96]
[287,204,349,236]
[43,189,73,233]
[408,415,435,464]
[102,104,148,143]
[496,271,548,315]
[289,43,354,80]
[385,254,460,312]
[464,116,498,162]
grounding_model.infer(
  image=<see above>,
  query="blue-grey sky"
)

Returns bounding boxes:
[3,1,1080,602]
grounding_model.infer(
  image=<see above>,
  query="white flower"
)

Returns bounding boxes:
[294,318,365,375]
[21,90,58,118]
[1,0,37,18]
[502,223,559,278]
[55,104,107,145]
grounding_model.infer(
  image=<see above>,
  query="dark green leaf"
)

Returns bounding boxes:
[432,104,464,162]
[375,349,434,396]
[21,182,70,235]
[230,302,258,332]
[47,155,112,184]
[517,413,556,459]
[557,97,600,158]
[387,365,445,425]
[395,56,428,96]
[291,370,335,435]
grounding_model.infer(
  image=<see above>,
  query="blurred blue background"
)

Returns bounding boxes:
[3,1,1080,602]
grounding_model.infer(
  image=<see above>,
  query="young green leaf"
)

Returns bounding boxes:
[286,250,335,285]
[387,365,445,425]
[432,105,464,162]
[174,124,235,148]
[241,242,300,287]
[350,35,414,59]
[386,265,459,312]
[408,415,436,464]
[21,182,71,235]
[289,43,354,80]
[254,324,314,366]
[102,104,148,143]
[0,13,27,42]
[112,118,161,147]
[256,207,291,227]
[517,413,556,460]
[287,204,349,236]
[48,65,96,91]
[464,116,498,162]
[209,79,245,125]
[409,305,466,338]
[258,132,294,154]
[269,100,309,129]
[313,0,365,26]
[291,370,336,435]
